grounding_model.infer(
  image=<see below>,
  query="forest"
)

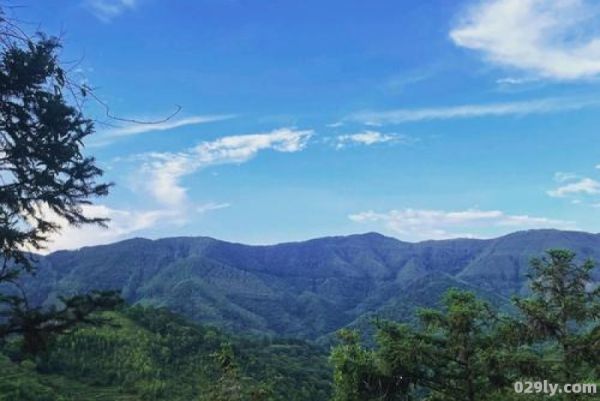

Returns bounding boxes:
[1,5,599,401]
[1,249,599,400]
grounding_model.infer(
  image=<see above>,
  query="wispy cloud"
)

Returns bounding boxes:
[138,127,313,207]
[85,0,138,22]
[197,202,231,214]
[350,97,598,125]
[496,77,537,86]
[90,114,235,147]
[450,0,600,80]
[39,204,178,252]
[349,208,575,241]
[335,131,403,149]
[553,171,579,183]
[548,177,600,197]
[383,70,434,93]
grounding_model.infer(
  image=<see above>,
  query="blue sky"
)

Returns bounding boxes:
[14,0,600,250]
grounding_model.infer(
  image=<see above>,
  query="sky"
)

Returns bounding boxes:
[10,0,600,251]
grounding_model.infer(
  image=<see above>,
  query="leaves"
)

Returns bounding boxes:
[330,250,600,401]
[0,18,113,356]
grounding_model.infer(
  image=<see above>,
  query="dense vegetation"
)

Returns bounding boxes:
[330,249,600,400]
[1,8,599,401]
[3,248,599,400]
[20,229,600,341]
[0,7,120,361]
[0,306,332,401]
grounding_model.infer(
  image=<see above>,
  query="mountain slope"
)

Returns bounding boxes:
[22,229,600,340]
[0,307,331,401]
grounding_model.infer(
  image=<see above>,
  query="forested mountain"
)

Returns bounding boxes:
[22,229,600,341]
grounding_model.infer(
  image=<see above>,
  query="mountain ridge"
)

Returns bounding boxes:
[52,228,599,254]
[23,229,600,341]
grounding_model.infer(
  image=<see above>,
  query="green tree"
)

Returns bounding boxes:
[395,290,511,401]
[0,11,119,355]
[330,328,409,401]
[329,250,600,401]
[514,250,600,388]
[333,290,529,401]
[204,342,273,401]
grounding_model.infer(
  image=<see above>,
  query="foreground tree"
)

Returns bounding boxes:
[0,11,119,354]
[330,249,599,401]
[514,250,600,387]
[378,290,524,401]
[330,328,409,401]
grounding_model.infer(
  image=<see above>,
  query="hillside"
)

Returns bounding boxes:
[0,307,331,401]
[22,229,600,341]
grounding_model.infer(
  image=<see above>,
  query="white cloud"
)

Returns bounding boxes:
[38,204,178,252]
[139,128,313,207]
[547,177,600,197]
[90,115,234,147]
[496,77,540,86]
[85,0,138,22]
[142,153,191,207]
[349,208,575,241]
[450,0,600,80]
[384,71,433,92]
[39,200,233,252]
[351,97,598,125]
[335,131,401,149]
[197,202,231,213]
[553,171,579,183]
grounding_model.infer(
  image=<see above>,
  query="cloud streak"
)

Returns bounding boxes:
[90,114,235,147]
[548,177,600,197]
[335,131,403,149]
[350,97,598,125]
[450,0,600,80]
[40,204,178,252]
[139,127,313,207]
[349,208,575,241]
[85,0,138,22]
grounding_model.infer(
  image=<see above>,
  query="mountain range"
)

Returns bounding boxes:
[22,229,600,342]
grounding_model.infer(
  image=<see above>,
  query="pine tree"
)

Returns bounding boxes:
[0,10,119,355]
[514,250,600,391]
[204,342,273,401]
[402,290,506,401]
[330,328,410,401]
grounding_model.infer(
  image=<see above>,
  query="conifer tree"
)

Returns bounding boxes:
[204,342,273,401]
[514,250,600,388]
[330,328,413,401]
[0,9,120,354]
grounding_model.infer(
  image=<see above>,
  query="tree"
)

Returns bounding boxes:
[388,290,515,401]
[330,328,410,401]
[514,250,600,387]
[0,10,119,355]
[330,250,600,401]
[1,290,122,355]
[204,342,273,401]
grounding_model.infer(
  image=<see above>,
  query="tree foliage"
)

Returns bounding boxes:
[1,306,332,401]
[514,250,600,394]
[330,328,408,401]
[330,249,600,401]
[0,10,117,355]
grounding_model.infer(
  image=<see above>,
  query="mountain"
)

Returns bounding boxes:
[21,229,600,341]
